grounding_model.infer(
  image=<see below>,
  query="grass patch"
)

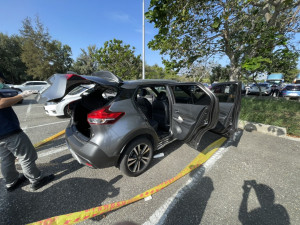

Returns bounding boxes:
[240,97,300,137]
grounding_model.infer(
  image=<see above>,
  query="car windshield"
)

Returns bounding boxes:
[285,85,300,91]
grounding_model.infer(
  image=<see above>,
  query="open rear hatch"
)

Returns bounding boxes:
[36,71,122,103]
[36,71,122,139]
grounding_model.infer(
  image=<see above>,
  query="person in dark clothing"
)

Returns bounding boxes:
[0,72,54,192]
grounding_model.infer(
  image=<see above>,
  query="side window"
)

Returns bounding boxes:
[211,84,236,103]
[172,85,210,105]
[25,82,33,86]
[36,82,47,85]
[153,86,166,95]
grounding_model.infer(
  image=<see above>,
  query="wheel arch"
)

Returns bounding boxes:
[116,130,157,167]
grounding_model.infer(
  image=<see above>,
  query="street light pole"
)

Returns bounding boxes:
[142,0,145,79]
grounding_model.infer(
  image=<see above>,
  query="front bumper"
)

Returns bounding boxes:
[65,125,118,168]
[44,104,61,116]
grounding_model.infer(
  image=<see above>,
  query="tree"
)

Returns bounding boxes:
[94,39,142,80]
[269,48,299,83]
[0,33,28,83]
[211,64,230,83]
[47,40,73,74]
[20,16,73,80]
[72,45,98,75]
[146,0,300,81]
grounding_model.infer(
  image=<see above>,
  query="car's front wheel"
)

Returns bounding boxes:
[63,105,72,117]
[120,137,153,177]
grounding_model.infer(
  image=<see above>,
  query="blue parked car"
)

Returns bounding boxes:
[279,84,300,100]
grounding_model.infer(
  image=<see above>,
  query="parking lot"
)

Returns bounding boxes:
[0,95,299,225]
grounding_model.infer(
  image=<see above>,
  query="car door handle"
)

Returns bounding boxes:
[173,115,183,123]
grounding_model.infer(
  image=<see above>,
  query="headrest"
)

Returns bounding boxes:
[140,89,148,97]
[157,91,167,100]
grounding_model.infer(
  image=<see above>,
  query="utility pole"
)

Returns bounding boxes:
[142,0,145,79]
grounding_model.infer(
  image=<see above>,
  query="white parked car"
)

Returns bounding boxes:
[44,84,95,117]
[12,81,49,92]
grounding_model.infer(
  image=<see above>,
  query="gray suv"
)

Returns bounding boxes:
[38,72,241,176]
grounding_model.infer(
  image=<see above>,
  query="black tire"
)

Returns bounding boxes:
[63,105,72,117]
[120,137,153,177]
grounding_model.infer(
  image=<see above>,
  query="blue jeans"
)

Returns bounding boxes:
[0,131,42,187]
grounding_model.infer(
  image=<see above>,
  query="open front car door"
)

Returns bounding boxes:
[209,82,242,137]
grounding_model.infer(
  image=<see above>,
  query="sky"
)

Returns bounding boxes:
[0,0,167,67]
[0,0,299,70]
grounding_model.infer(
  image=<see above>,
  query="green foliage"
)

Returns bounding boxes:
[147,0,300,81]
[0,33,28,83]
[240,97,300,136]
[210,65,230,83]
[269,48,300,83]
[94,39,142,80]
[242,56,271,72]
[20,16,73,80]
[72,45,98,75]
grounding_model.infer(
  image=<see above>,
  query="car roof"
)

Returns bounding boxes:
[121,79,178,88]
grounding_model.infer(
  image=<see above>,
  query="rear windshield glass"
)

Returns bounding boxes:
[68,85,94,95]
[285,85,300,91]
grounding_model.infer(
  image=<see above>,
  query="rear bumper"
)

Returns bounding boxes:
[65,126,118,168]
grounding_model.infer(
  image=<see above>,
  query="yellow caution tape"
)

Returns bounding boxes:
[28,137,227,225]
[33,130,66,149]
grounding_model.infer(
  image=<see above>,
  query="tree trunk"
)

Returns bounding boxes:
[229,65,240,81]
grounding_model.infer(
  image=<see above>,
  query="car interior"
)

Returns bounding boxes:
[210,83,237,134]
[73,86,118,138]
[135,86,170,138]
[135,85,213,139]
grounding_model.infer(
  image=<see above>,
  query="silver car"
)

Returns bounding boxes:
[247,83,271,95]
[38,71,241,176]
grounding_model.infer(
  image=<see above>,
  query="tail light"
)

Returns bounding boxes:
[87,106,124,125]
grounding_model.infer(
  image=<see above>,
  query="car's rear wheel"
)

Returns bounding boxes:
[120,137,153,177]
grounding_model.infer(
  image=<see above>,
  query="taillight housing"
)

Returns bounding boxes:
[87,106,124,125]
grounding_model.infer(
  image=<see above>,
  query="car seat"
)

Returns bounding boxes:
[136,89,158,130]
[152,92,169,131]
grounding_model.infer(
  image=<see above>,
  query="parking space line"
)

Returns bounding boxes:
[143,131,242,225]
[21,120,69,130]
[38,146,68,158]
[28,137,227,225]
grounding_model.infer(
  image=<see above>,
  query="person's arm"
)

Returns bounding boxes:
[238,182,252,223]
[0,95,23,109]
[0,90,35,109]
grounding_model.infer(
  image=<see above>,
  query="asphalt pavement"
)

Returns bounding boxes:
[0,95,299,225]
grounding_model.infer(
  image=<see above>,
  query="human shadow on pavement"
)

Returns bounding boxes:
[156,166,214,225]
[239,180,290,225]
[0,175,122,225]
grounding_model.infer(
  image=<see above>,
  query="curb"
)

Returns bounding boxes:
[238,120,286,136]
[238,120,300,141]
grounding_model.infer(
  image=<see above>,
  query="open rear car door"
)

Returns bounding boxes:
[168,83,219,149]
